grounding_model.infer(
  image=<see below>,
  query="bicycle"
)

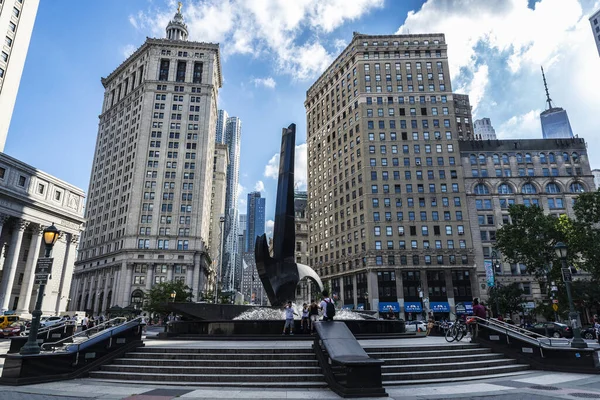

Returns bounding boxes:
[444,317,475,342]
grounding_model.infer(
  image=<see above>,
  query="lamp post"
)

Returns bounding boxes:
[554,242,587,348]
[170,290,177,303]
[491,251,501,318]
[20,224,60,355]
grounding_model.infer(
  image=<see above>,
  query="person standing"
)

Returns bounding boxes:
[301,304,310,333]
[282,301,295,335]
[426,318,434,337]
[319,290,335,321]
[309,300,320,333]
[81,315,89,332]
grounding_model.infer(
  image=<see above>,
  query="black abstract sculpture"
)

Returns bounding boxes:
[255,124,322,306]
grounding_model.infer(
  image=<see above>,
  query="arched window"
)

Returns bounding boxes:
[548,152,556,163]
[572,152,579,163]
[563,152,570,162]
[525,153,532,163]
[469,154,477,165]
[539,153,547,163]
[570,182,585,193]
[479,154,486,164]
[492,154,500,164]
[474,183,490,194]
[545,183,561,193]
[131,290,144,305]
[502,154,509,164]
[522,183,537,194]
[516,153,523,163]
[498,183,514,194]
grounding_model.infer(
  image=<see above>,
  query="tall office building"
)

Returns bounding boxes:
[539,67,574,139]
[0,0,39,152]
[245,191,265,253]
[71,7,223,313]
[452,94,473,140]
[293,191,311,302]
[207,143,228,294]
[474,118,497,140]
[215,112,241,291]
[590,8,600,57]
[235,213,246,294]
[306,33,478,318]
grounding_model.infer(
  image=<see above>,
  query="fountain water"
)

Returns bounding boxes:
[233,303,366,321]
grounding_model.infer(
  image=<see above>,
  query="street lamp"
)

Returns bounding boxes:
[491,251,501,318]
[170,290,177,302]
[21,224,61,355]
[554,242,587,348]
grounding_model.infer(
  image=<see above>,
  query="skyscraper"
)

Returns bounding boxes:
[474,118,497,140]
[0,0,40,152]
[245,191,265,253]
[215,112,241,291]
[593,169,600,189]
[71,7,222,312]
[590,8,600,57]
[306,33,478,317]
[540,67,574,139]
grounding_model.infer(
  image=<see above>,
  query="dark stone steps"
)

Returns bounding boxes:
[381,358,518,373]
[100,364,323,374]
[86,377,328,388]
[123,352,317,360]
[365,347,492,358]
[377,353,504,365]
[381,364,529,382]
[137,346,314,354]
[88,371,326,383]
[112,358,319,367]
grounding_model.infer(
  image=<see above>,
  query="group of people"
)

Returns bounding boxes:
[282,290,335,335]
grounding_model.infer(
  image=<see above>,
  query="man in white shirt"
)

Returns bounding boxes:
[282,301,295,335]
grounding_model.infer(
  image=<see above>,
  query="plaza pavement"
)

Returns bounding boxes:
[2,333,600,399]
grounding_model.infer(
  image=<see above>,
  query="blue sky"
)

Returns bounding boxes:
[6,0,600,233]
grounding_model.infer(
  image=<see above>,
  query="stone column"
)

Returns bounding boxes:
[123,263,133,306]
[420,268,429,317]
[0,214,10,276]
[145,264,154,291]
[117,261,128,306]
[0,220,27,312]
[186,265,193,294]
[55,234,78,314]
[16,226,43,315]
[367,269,378,312]
[192,254,200,300]
[352,274,358,307]
[101,268,110,315]
[111,267,120,307]
[166,264,173,282]
[338,277,345,305]
[445,269,456,317]
[396,268,405,320]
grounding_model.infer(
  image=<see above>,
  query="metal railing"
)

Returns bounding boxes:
[475,317,572,348]
[32,320,76,338]
[40,317,129,352]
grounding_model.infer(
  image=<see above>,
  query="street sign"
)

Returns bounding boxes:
[34,273,50,285]
[551,286,558,292]
[552,299,559,304]
[455,303,466,314]
[552,304,559,311]
[561,268,572,283]
[35,258,54,275]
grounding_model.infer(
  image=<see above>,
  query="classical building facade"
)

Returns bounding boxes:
[0,0,39,152]
[590,8,600,57]
[592,169,600,189]
[70,8,222,313]
[0,153,84,316]
[306,33,478,319]
[293,191,312,303]
[459,138,596,313]
[474,118,497,141]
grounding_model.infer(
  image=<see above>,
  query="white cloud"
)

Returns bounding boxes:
[266,219,275,236]
[497,109,543,139]
[254,180,265,192]
[263,143,308,190]
[129,0,384,80]
[237,183,246,211]
[252,77,276,89]
[121,44,137,58]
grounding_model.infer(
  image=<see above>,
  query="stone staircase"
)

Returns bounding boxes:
[364,343,530,385]
[88,346,327,388]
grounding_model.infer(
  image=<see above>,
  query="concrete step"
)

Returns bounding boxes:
[381,358,518,373]
[84,377,328,388]
[379,352,504,365]
[383,369,533,385]
[100,364,322,375]
[123,351,317,361]
[363,343,481,353]
[88,371,326,383]
[112,358,319,367]
[366,347,492,359]
[381,363,529,382]
[138,346,313,354]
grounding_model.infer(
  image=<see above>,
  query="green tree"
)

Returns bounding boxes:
[495,204,568,280]
[144,281,193,315]
[570,190,600,279]
[488,283,525,317]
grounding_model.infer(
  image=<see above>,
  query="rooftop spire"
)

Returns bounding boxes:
[166,1,188,41]
[541,66,553,110]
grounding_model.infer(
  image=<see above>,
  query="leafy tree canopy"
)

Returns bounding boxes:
[144,281,193,315]
[487,283,525,317]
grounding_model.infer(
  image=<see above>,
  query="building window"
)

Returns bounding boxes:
[37,184,45,194]
[17,175,26,187]
[176,61,186,82]
[193,62,203,83]
[159,59,170,81]
[55,191,62,201]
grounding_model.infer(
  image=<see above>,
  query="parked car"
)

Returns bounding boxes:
[405,320,427,333]
[0,322,25,338]
[580,327,597,340]
[527,322,573,338]
[40,316,65,328]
